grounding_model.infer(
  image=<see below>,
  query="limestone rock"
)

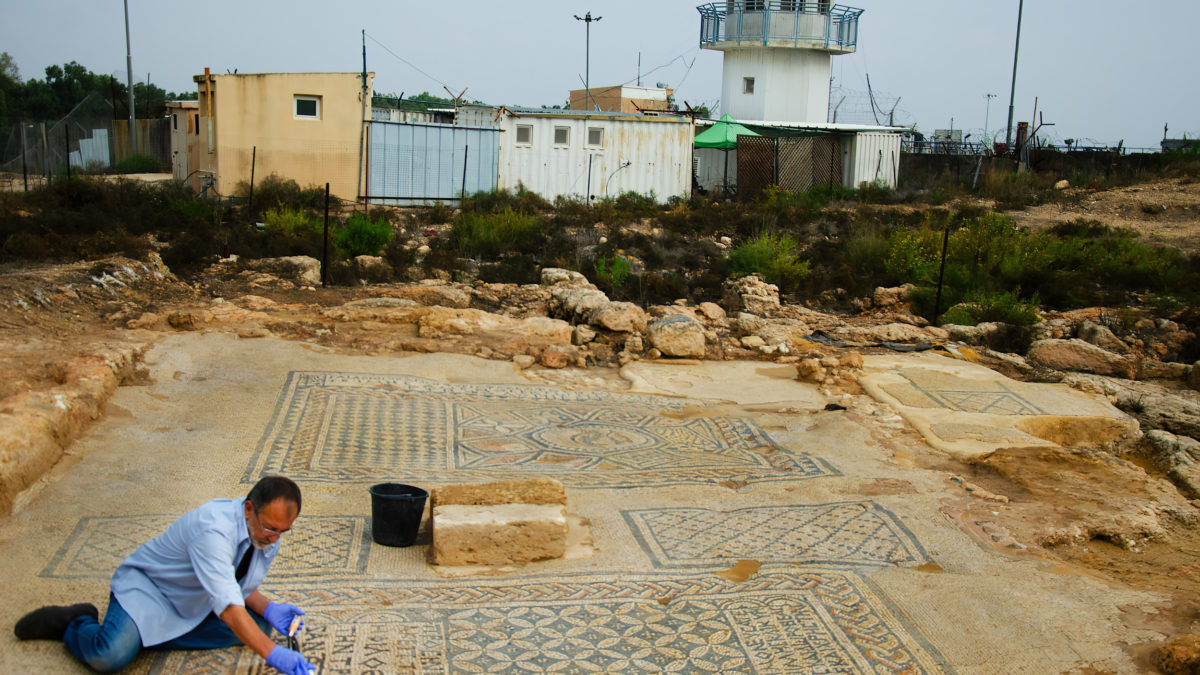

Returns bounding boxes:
[512,354,536,369]
[1027,339,1134,378]
[1139,360,1190,380]
[588,302,647,333]
[572,325,597,345]
[353,255,388,276]
[835,323,933,344]
[1077,320,1130,354]
[126,312,159,330]
[735,312,766,334]
[1054,179,1070,190]
[167,310,211,331]
[540,268,592,288]
[373,284,470,309]
[244,256,321,286]
[624,334,644,354]
[1155,634,1200,675]
[646,314,706,358]
[235,295,276,311]
[741,335,766,349]
[697,302,727,323]
[873,285,913,308]
[722,275,780,316]
[540,345,573,369]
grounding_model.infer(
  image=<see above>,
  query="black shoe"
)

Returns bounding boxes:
[13,603,99,640]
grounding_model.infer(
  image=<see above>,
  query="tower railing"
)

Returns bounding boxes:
[697,2,863,51]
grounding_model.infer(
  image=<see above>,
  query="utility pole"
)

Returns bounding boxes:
[123,0,137,154]
[1004,0,1024,151]
[574,12,602,112]
[984,93,996,146]
[357,29,367,205]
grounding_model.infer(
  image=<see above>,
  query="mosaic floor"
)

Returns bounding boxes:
[243,372,837,488]
[55,371,951,674]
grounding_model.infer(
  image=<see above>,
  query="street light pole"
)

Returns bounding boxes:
[574,12,602,112]
[984,93,996,147]
[123,0,137,154]
[1004,0,1024,151]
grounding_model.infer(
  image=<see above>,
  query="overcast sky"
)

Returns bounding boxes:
[3,0,1197,149]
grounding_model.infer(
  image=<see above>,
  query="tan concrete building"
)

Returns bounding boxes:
[569,85,674,113]
[188,71,373,199]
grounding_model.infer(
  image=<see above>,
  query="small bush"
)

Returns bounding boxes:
[462,186,551,215]
[728,230,810,289]
[593,254,632,288]
[450,208,544,258]
[942,289,1041,326]
[113,153,162,174]
[334,213,393,258]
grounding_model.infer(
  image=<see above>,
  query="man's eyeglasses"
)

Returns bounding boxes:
[252,508,289,537]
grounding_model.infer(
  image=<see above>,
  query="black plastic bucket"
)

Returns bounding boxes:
[368,483,428,547]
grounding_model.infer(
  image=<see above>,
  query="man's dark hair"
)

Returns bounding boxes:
[246,475,302,514]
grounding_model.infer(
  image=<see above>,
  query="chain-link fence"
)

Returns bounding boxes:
[736,134,843,199]
[1,92,170,190]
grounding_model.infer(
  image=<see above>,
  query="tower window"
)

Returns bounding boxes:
[743,77,755,95]
[294,95,321,119]
[516,125,533,145]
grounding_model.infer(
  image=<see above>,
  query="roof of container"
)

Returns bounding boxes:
[462,103,691,123]
[696,118,904,134]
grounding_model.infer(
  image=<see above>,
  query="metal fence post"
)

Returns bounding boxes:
[248,146,256,215]
[461,144,469,201]
[40,122,49,183]
[321,183,330,286]
[65,125,71,180]
[933,223,951,319]
[21,123,28,192]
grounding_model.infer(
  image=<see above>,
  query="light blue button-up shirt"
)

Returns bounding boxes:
[110,498,279,646]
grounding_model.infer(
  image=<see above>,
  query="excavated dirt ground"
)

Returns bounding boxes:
[1011,177,1200,252]
[3,176,1200,670]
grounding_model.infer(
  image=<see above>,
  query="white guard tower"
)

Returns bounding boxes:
[697,2,863,124]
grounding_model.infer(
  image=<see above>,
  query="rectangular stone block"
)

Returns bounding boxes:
[432,504,567,566]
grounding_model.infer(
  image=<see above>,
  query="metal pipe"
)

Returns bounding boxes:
[1004,0,1024,151]
[21,124,28,191]
[248,146,256,213]
[124,0,137,155]
[321,183,330,286]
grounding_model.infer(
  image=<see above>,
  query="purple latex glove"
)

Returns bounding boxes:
[263,601,305,635]
[266,645,314,675]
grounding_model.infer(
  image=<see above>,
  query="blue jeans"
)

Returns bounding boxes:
[63,593,272,672]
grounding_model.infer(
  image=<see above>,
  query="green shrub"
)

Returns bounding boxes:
[334,213,393,257]
[113,153,161,174]
[980,169,1047,210]
[942,289,1041,326]
[262,206,318,234]
[728,230,810,289]
[462,186,551,215]
[450,207,544,257]
[593,254,632,288]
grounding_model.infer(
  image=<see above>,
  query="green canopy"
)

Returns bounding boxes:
[694,114,760,149]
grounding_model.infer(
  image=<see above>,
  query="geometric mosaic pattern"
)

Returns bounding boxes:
[623,502,932,568]
[139,570,952,674]
[243,372,836,489]
[883,375,1045,416]
[41,515,371,579]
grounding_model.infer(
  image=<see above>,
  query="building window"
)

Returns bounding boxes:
[554,126,570,146]
[172,113,178,131]
[294,95,321,119]
[516,125,533,145]
[587,127,603,147]
[194,114,200,135]
[743,77,755,95]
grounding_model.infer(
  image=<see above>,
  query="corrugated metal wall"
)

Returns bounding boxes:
[845,132,901,189]
[497,117,691,202]
[366,121,498,205]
